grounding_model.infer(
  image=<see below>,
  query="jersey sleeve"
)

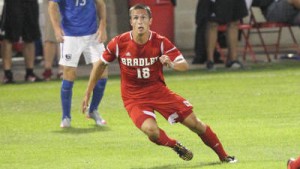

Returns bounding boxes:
[101,37,118,64]
[161,38,184,62]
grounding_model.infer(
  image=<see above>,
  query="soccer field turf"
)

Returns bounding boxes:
[0,61,299,169]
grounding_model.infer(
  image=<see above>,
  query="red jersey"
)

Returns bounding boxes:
[102,31,184,104]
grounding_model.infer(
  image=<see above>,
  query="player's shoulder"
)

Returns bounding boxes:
[150,31,172,46]
[114,31,131,42]
[108,31,131,49]
[150,31,165,41]
[150,31,173,48]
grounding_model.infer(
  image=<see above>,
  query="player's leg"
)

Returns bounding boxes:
[142,117,193,161]
[89,67,108,111]
[58,37,82,128]
[153,87,236,162]
[86,66,107,125]
[60,66,76,128]
[84,35,108,125]
[141,118,176,147]
[181,113,237,163]
[129,105,193,161]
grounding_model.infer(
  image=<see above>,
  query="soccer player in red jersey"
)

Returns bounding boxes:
[288,156,300,169]
[82,3,236,163]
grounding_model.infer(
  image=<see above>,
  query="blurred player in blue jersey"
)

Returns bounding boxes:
[48,0,108,128]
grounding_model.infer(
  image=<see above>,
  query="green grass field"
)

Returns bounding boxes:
[0,61,299,169]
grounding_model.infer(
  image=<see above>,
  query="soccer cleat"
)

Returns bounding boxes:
[25,73,43,82]
[87,110,106,126]
[172,142,193,161]
[287,158,295,169]
[60,118,71,128]
[222,156,238,163]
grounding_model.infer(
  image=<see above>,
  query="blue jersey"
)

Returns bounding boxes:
[51,0,98,36]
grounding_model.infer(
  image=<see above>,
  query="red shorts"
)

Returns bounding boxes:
[124,89,193,129]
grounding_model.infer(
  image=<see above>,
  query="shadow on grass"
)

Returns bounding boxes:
[52,125,111,134]
[132,161,221,169]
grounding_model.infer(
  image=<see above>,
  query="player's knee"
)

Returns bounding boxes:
[143,125,160,139]
[63,67,76,81]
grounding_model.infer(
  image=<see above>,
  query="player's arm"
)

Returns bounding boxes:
[95,0,107,43]
[159,55,189,71]
[82,60,108,113]
[48,1,64,42]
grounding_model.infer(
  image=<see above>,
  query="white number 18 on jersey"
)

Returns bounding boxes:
[137,68,150,79]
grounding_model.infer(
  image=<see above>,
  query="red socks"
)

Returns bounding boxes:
[148,125,229,161]
[149,128,177,148]
[199,126,228,160]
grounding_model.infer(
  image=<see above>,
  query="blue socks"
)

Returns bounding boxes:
[61,80,74,120]
[89,78,107,113]
[60,79,106,120]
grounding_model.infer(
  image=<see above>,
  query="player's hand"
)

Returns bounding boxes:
[96,29,107,43]
[54,27,64,43]
[82,93,91,114]
[159,55,174,68]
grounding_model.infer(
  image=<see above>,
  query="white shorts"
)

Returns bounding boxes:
[59,33,105,67]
